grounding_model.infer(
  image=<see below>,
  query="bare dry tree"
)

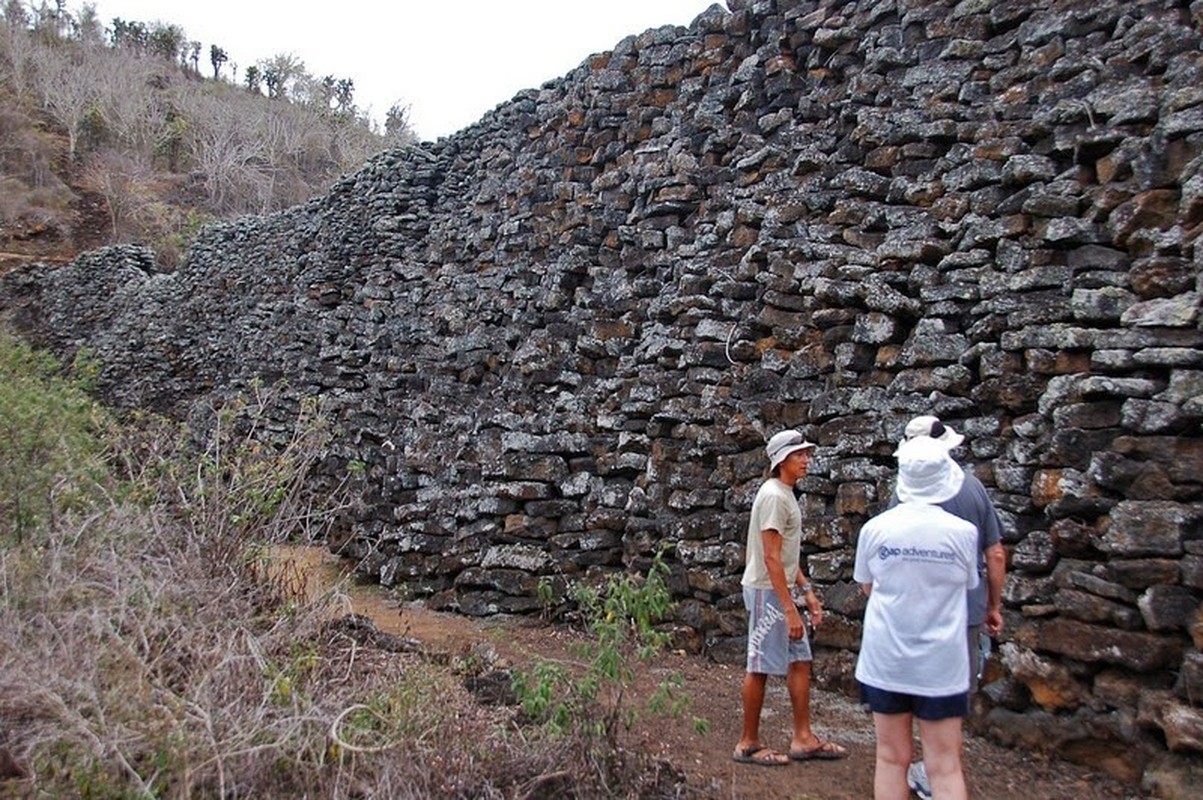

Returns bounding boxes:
[0,4,43,104]
[185,90,270,214]
[76,148,154,240]
[93,47,173,156]
[30,43,98,164]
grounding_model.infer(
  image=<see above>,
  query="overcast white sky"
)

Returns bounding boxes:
[85,1,720,141]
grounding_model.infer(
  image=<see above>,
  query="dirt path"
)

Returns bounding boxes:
[272,544,1150,800]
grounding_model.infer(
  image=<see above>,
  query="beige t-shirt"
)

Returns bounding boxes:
[741,478,802,589]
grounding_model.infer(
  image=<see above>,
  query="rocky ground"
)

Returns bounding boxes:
[279,544,1152,800]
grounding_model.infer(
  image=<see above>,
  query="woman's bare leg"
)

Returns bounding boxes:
[872,711,914,800]
[917,716,967,800]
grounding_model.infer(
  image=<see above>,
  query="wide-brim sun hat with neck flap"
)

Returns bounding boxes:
[895,435,965,504]
[766,429,816,470]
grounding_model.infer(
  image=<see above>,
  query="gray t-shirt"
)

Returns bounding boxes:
[888,471,1003,625]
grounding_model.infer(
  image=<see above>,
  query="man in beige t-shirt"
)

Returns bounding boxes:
[732,430,848,766]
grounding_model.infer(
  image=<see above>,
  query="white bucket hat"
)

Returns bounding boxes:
[766,430,816,470]
[895,436,964,504]
[896,414,965,454]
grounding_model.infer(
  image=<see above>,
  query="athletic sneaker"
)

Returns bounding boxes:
[906,761,932,800]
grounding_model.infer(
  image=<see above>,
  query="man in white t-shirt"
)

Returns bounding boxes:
[855,436,979,799]
[732,430,848,766]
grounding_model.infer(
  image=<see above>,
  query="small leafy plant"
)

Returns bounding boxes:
[512,550,705,740]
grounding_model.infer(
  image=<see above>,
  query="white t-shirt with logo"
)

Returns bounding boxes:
[854,502,980,696]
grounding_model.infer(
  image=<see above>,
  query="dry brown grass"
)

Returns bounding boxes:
[0,349,688,798]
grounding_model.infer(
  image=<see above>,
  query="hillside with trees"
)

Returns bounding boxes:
[0,0,416,271]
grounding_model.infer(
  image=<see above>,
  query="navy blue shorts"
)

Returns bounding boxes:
[859,683,968,721]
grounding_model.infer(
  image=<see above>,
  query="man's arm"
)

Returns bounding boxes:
[794,568,825,627]
[762,528,806,640]
[984,541,1005,635]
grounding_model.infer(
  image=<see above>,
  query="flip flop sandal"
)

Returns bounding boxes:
[790,740,849,760]
[732,744,790,766]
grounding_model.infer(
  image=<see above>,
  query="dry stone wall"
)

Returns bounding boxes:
[3,0,1203,790]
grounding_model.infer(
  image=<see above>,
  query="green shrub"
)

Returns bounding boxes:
[0,333,106,542]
